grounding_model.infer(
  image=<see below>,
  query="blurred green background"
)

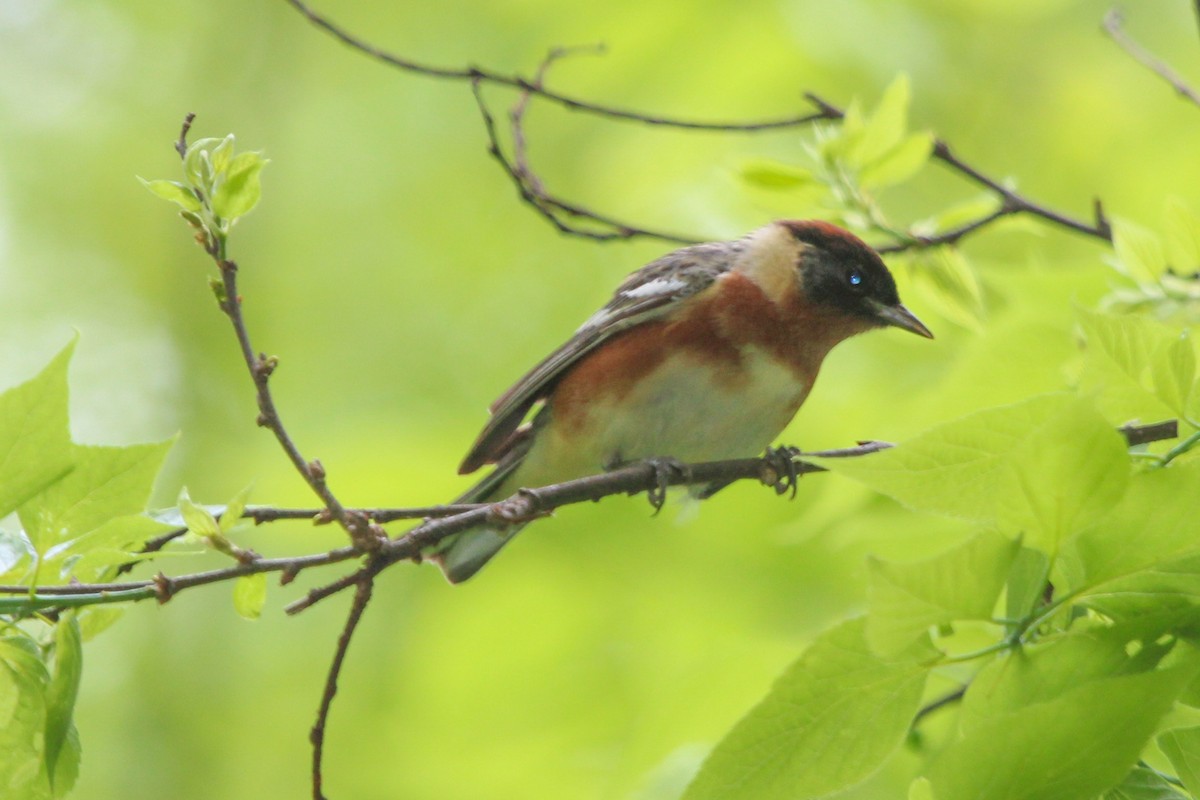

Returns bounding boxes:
[3,0,1198,797]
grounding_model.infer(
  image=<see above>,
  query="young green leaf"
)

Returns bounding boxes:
[219,485,252,535]
[137,178,202,212]
[927,665,1196,800]
[904,246,986,332]
[1165,198,1200,274]
[233,573,267,620]
[178,487,220,538]
[1158,725,1200,797]
[866,531,1020,655]
[0,634,52,800]
[183,136,223,192]
[1112,219,1169,284]
[44,617,81,796]
[681,618,929,800]
[849,74,911,168]
[739,160,818,191]
[211,151,267,220]
[859,131,933,191]
[809,394,1130,554]
[0,341,76,520]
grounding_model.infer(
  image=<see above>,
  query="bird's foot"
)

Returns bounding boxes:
[762,445,802,498]
[641,456,692,514]
[604,455,692,514]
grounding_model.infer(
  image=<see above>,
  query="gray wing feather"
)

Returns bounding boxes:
[457,240,737,474]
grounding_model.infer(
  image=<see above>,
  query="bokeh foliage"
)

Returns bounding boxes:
[3,0,1200,798]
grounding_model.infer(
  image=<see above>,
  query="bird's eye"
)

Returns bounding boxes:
[847,269,865,290]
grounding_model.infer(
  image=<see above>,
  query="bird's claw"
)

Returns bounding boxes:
[614,455,691,513]
[763,445,802,498]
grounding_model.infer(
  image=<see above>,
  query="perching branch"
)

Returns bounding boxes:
[1104,9,1200,109]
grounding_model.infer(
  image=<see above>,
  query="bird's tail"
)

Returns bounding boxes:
[429,454,527,584]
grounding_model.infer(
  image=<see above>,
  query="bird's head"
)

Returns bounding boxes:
[739,220,933,340]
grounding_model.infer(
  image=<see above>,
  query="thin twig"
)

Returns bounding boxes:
[472,78,699,245]
[311,573,376,800]
[1104,9,1200,108]
[496,47,701,245]
[282,0,829,132]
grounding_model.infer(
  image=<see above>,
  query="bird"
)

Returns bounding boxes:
[431,219,932,583]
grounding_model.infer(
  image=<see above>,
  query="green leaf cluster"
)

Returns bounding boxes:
[1105,201,1200,325]
[682,309,1200,799]
[139,134,268,257]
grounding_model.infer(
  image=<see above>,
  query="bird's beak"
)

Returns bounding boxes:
[869,301,934,339]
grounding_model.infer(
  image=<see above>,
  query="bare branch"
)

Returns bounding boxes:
[1104,9,1200,109]
[311,573,376,800]
[282,0,831,132]
[471,76,699,245]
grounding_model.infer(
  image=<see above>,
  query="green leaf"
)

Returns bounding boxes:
[1067,461,1200,597]
[77,607,124,642]
[19,439,174,556]
[849,74,911,168]
[1113,219,1168,284]
[927,665,1195,800]
[1102,766,1190,800]
[1159,726,1200,796]
[211,151,267,220]
[809,394,1131,554]
[905,246,986,332]
[137,178,202,212]
[0,634,51,800]
[1165,198,1200,273]
[219,485,252,535]
[681,618,929,800]
[1005,547,1048,622]
[209,133,235,176]
[183,136,223,191]
[233,573,266,620]
[908,777,935,800]
[960,622,1177,734]
[0,529,33,579]
[740,160,817,190]
[178,487,220,538]
[1077,308,1179,424]
[1151,330,1197,422]
[44,617,81,796]
[0,342,75,520]
[866,531,1020,655]
[859,131,933,190]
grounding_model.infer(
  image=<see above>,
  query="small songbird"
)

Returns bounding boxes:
[432,220,932,582]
